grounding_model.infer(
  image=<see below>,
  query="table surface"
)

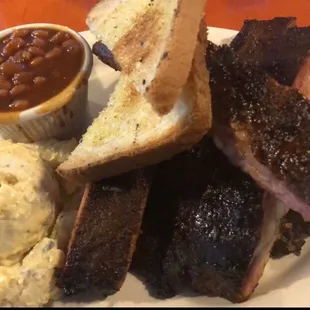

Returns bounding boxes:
[0,0,309,33]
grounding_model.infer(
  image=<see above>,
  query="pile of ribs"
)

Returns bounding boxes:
[56,17,310,304]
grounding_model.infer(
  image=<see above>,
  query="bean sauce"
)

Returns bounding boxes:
[0,27,84,112]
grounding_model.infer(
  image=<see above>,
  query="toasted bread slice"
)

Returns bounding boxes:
[86,0,207,114]
[57,23,212,183]
[58,168,152,296]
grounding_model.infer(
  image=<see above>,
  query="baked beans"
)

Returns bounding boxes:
[13,72,34,85]
[28,46,44,56]
[33,76,46,86]
[0,27,84,112]
[0,89,8,98]
[32,38,46,48]
[10,84,29,96]
[0,78,12,90]
[10,29,30,39]
[45,47,62,60]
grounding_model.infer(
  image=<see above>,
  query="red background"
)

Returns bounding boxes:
[0,0,308,32]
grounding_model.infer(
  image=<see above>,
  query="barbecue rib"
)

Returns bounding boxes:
[207,42,310,220]
[132,135,287,303]
[231,17,296,57]
[229,18,310,253]
[231,17,310,90]
[58,169,152,296]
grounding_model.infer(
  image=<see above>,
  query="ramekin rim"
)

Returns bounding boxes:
[0,23,93,124]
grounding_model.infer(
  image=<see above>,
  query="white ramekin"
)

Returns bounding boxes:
[0,23,93,143]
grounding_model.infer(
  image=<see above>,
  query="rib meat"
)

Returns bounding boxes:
[231,17,296,59]
[132,135,287,303]
[272,210,310,258]
[293,57,310,99]
[58,169,152,296]
[229,19,310,251]
[207,42,310,220]
[231,18,310,89]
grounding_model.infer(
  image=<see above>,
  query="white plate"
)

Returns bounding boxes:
[53,27,310,307]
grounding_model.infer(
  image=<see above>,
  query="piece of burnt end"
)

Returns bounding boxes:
[271,210,310,259]
[231,17,297,58]
[92,41,121,71]
[231,18,310,88]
